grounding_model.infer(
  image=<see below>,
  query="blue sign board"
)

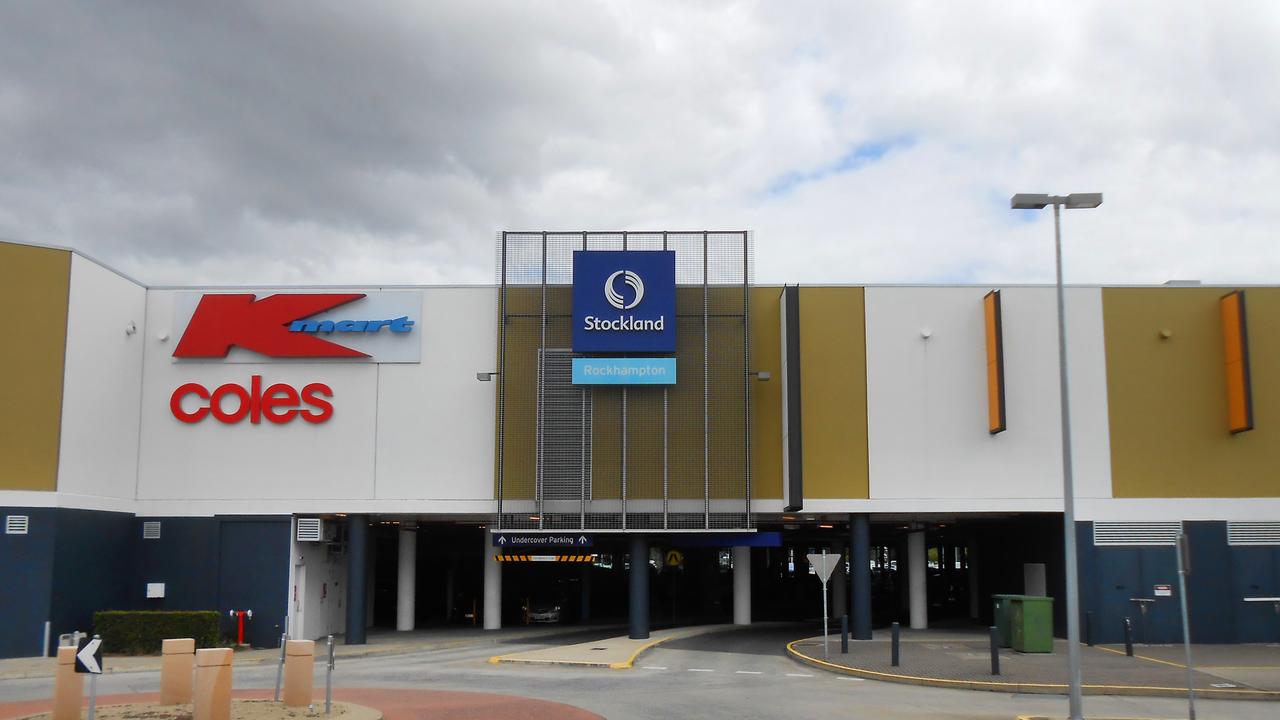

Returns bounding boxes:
[493,534,593,548]
[572,357,677,385]
[572,250,676,353]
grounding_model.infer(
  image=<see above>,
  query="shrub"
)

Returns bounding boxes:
[93,610,222,655]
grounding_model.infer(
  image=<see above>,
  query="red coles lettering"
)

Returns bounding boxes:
[170,376,334,424]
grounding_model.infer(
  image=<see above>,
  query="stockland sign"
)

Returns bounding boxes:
[572,250,676,353]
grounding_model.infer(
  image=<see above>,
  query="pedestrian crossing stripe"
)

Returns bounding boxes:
[493,554,596,563]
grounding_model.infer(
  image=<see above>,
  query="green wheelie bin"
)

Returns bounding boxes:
[1010,595,1055,653]
[992,594,1018,647]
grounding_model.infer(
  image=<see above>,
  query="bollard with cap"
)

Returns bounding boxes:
[283,640,316,708]
[193,648,233,720]
[160,638,196,705]
[52,646,83,720]
[890,621,900,667]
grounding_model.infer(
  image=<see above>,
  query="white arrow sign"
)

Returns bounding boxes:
[76,637,102,674]
[807,552,840,584]
[497,536,507,545]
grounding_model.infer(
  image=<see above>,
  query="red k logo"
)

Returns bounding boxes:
[174,294,369,358]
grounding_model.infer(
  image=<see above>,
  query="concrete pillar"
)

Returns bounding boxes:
[580,564,592,622]
[160,638,195,705]
[830,546,846,623]
[484,531,502,630]
[282,640,315,708]
[733,546,751,625]
[629,534,650,639]
[908,530,928,630]
[193,648,232,720]
[52,646,82,720]
[851,513,872,639]
[345,515,368,644]
[396,526,417,631]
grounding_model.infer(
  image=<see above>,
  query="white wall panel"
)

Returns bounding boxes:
[865,286,1112,502]
[135,287,496,508]
[137,289,378,501]
[57,254,147,500]
[375,287,496,502]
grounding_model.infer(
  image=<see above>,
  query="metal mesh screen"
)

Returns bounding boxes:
[496,231,753,532]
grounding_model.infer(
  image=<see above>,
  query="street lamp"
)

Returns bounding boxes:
[1010,192,1102,720]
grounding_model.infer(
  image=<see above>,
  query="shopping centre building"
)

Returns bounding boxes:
[1,233,1278,659]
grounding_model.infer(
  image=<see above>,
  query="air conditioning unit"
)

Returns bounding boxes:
[296,518,336,543]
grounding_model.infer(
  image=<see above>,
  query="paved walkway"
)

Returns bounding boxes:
[489,624,730,668]
[0,624,624,680]
[0,688,602,720]
[786,627,1280,700]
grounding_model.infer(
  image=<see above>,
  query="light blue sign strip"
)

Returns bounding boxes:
[572,357,677,385]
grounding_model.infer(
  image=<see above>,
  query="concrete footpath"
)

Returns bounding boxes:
[0,624,625,680]
[787,627,1280,700]
[490,624,731,669]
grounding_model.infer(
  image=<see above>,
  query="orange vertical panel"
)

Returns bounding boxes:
[984,290,1006,434]
[1220,290,1254,433]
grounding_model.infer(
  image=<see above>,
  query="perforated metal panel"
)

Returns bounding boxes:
[1093,521,1182,546]
[496,231,753,532]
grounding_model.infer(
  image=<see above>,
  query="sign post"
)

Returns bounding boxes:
[807,550,840,657]
[75,635,103,720]
[1175,533,1197,720]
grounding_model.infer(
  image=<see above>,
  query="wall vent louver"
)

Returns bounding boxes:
[296,518,324,542]
[1093,521,1181,546]
[142,521,161,540]
[5,515,29,535]
[1228,521,1280,546]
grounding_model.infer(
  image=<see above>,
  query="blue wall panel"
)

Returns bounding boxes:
[215,518,290,648]
[1185,522,1233,643]
[1079,520,1279,645]
[132,517,220,612]
[1231,545,1280,643]
[0,507,56,658]
[49,509,133,652]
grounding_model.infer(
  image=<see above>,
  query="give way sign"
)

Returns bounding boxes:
[807,552,840,583]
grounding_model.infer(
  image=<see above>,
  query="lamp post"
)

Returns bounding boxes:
[1010,192,1102,720]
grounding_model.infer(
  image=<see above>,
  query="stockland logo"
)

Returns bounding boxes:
[573,250,676,353]
[605,270,645,310]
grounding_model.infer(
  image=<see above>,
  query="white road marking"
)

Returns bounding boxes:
[837,676,865,682]
[734,670,762,675]
[641,666,667,670]
[786,673,814,678]
[688,668,715,672]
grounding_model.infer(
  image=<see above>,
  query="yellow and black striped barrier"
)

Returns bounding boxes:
[493,554,596,563]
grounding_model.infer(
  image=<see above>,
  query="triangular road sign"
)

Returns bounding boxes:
[807,553,839,584]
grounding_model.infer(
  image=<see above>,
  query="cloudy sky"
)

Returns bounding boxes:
[2,2,1277,286]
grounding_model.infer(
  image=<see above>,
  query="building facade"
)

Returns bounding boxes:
[1,235,1278,658]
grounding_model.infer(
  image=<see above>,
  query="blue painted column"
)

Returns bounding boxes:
[345,515,368,645]
[851,513,872,640]
[629,534,649,639]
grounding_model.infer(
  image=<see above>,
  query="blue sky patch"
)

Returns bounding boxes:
[767,135,914,197]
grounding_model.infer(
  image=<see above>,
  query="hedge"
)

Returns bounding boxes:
[93,611,222,655]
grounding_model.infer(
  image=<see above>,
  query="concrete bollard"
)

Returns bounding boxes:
[160,638,196,705]
[194,648,233,720]
[52,646,83,720]
[282,640,316,708]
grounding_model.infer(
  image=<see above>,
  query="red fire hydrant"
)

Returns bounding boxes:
[228,609,253,646]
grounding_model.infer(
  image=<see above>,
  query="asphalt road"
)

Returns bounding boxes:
[2,625,1276,720]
